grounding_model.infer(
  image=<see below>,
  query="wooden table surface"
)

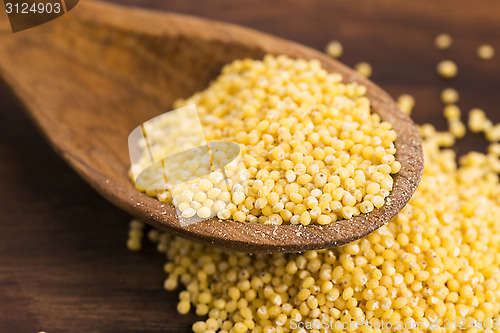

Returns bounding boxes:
[1,0,499,332]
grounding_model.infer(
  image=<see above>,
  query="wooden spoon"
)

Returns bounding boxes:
[0,1,423,253]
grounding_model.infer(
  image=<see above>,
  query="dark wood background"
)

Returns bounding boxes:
[1,0,499,332]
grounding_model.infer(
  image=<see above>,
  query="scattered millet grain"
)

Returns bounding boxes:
[477,44,495,60]
[325,41,343,59]
[133,55,400,225]
[434,33,452,50]
[440,88,459,105]
[354,62,372,78]
[448,120,466,139]
[441,105,466,139]
[436,60,458,79]
[466,108,500,143]
[468,108,491,133]
[443,105,461,122]
[486,124,500,143]
[396,94,415,116]
[126,219,144,251]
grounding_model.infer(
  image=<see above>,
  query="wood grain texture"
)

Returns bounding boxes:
[0,1,422,253]
[0,0,499,332]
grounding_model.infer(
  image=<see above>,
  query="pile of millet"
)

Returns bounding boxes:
[136,122,500,332]
[135,55,400,225]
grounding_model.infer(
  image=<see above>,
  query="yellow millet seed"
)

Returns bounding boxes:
[126,238,141,252]
[449,120,466,139]
[325,40,343,58]
[488,143,500,156]
[443,104,461,121]
[477,44,495,60]
[192,321,206,333]
[437,60,457,79]
[486,124,500,142]
[177,300,191,314]
[443,104,466,139]
[354,62,372,78]
[126,219,144,251]
[468,108,489,133]
[397,94,415,116]
[440,88,459,104]
[434,33,452,49]
[134,55,399,225]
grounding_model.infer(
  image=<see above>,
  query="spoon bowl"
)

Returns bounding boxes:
[0,1,423,253]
